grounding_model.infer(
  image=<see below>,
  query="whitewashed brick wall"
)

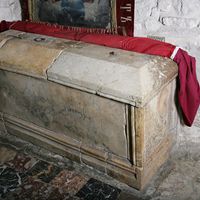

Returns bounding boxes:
[135,0,200,154]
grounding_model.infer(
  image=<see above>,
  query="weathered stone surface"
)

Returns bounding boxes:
[47,41,177,107]
[0,32,62,79]
[143,80,177,162]
[1,29,87,50]
[0,70,128,158]
[106,162,138,189]
[141,134,173,190]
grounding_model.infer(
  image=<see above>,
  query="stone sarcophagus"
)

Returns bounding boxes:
[0,30,178,189]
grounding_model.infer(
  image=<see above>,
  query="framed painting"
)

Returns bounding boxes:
[21,0,134,36]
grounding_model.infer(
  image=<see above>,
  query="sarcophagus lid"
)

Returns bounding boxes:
[0,30,178,107]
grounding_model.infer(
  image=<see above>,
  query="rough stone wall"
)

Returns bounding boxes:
[135,0,200,154]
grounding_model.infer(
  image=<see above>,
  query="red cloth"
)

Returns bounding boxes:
[0,20,199,126]
[1,21,175,57]
[173,49,200,126]
[0,21,12,32]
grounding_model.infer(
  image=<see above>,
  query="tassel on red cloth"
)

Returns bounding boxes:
[0,20,199,126]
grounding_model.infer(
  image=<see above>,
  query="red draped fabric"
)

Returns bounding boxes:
[174,49,200,126]
[0,20,199,126]
[1,21,175,57]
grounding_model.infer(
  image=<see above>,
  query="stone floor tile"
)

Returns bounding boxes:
[4,175,84,200]
[26,160,62,183]
[148,160,200,200]
[2,142,200,200]
[50,170,88,196]
[0,146,17,165]
[76,178,121,200]
[0,166,25,198]
[6,153,37,172]
[118,192,143,200]
[4,176,47,200]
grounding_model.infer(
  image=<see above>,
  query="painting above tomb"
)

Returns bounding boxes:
[22,0,134,36]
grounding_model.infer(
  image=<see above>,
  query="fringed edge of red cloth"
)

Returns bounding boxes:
[0,20,199,126]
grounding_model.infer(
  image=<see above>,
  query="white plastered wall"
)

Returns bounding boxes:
[135,0,200,155]
[0,0,22,21]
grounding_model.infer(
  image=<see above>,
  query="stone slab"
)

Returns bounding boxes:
[0,30,87,50]
[143,80,177,162]
[0,31,63,79]
[0,70,129,158]
[48,43,178,107]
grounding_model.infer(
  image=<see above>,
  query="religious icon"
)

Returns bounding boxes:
[23,0,134,36]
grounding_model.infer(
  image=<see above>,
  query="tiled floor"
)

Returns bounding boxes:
[0,145,133,200]
[1,141,200,200]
